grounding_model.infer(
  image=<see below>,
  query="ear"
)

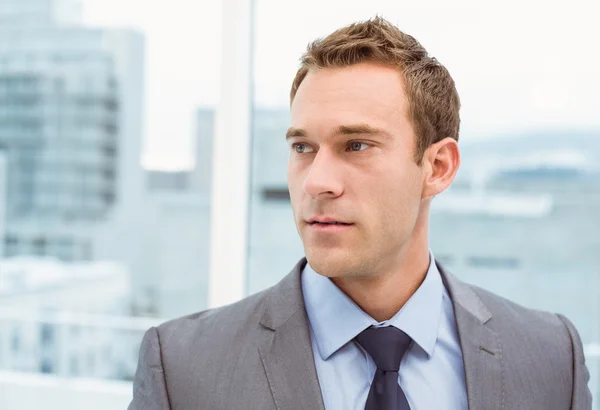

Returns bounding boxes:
[421,138,460,199]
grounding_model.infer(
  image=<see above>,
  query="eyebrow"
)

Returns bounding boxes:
[285,124,391,140]
[285,127,307,140]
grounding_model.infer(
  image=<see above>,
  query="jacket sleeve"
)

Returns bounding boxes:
[128,326,172,410]
[556,314,593,410]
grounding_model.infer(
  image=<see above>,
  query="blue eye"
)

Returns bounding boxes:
[349,142,369,151]
[292,143,311,153]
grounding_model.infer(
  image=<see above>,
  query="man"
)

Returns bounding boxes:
[129,17,592,410]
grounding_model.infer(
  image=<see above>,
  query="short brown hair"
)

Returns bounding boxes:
[290,16,460,164]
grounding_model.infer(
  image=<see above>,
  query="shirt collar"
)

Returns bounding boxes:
[301,251,444,361]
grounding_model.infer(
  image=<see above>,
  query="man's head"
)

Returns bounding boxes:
[287,17,461,279]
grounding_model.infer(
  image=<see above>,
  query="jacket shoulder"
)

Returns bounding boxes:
[466,283,577,372]
[156,285,272,342]
[469,284,568,330]
[464,283,590,406]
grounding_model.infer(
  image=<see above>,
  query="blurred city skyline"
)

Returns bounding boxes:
[82,0,600,170]
[1,1,600,407]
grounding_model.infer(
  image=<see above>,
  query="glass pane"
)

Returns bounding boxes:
[248,0,600,404]
[0,0,220,408]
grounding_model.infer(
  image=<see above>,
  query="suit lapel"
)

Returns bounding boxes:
[438,262,505,410]
[258,258,505,410]
[258,259,326,410]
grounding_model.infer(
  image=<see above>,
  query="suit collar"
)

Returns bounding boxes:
[437,262,505,410]
[259,258,307,331]
[260,258,493,330]
[436,261,492,324]
[258,258,326,410]
[259,257,504,410]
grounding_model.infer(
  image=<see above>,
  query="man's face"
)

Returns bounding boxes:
[287,62,427,279]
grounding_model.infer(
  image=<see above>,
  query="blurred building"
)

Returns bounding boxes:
[0,0,152,311]
[0,0,145,257]
[139,107,215,317]
[0,372,132,410]
[0,257,133,379]
[139,193,211,318]
[0,150,6,258]
[0,0,83,27]
[190,107,214,195]
[146,107,214,195]
[147,170,191,192]
[139,107,296,317]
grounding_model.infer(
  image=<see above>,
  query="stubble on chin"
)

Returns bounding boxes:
[306,248,374,280]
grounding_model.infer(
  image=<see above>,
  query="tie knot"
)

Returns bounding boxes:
[355,326,413,372]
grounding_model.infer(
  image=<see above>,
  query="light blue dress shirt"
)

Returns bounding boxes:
[301,252,468,410]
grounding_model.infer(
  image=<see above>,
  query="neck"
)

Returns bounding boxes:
[331,204,431,322]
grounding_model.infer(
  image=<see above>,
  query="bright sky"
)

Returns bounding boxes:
[82,0,600,170]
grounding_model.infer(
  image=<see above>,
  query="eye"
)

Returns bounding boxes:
[348,141,370,152]
[291,143,314,154]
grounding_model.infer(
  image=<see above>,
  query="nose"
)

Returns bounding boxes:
[303,148,344,198]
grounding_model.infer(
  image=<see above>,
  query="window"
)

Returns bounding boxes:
[11,330,20,352]
[247,3,600,405]
[262,187,289,201]
[1,2,598,409]
[40,323,54,346]
[40,358,53,374]
[4,234,17,247]
[32,236,47,256]
[70,357,80,376]
[466,256,520,269]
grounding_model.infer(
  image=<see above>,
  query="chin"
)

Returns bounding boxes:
[305,246,357,278]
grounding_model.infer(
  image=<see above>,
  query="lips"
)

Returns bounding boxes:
[306,219,354,233]
[309,221,352,225]
[305,216,355,232]
[307,217,352,225]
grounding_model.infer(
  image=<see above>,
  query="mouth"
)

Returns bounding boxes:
[306,220,354,232]
[308,221,352,226]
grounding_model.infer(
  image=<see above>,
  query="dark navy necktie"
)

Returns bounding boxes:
[355,326,413,410]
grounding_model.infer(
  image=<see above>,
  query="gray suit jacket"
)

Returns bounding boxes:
[128,258,593,410]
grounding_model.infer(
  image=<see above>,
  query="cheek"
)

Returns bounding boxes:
[287,170,304,214]
[287,160,306,186]
[287,165,300,193]
[288,185,300,211]
[369,173,421,223]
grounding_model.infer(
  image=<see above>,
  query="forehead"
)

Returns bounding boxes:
[290,63,410,132]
